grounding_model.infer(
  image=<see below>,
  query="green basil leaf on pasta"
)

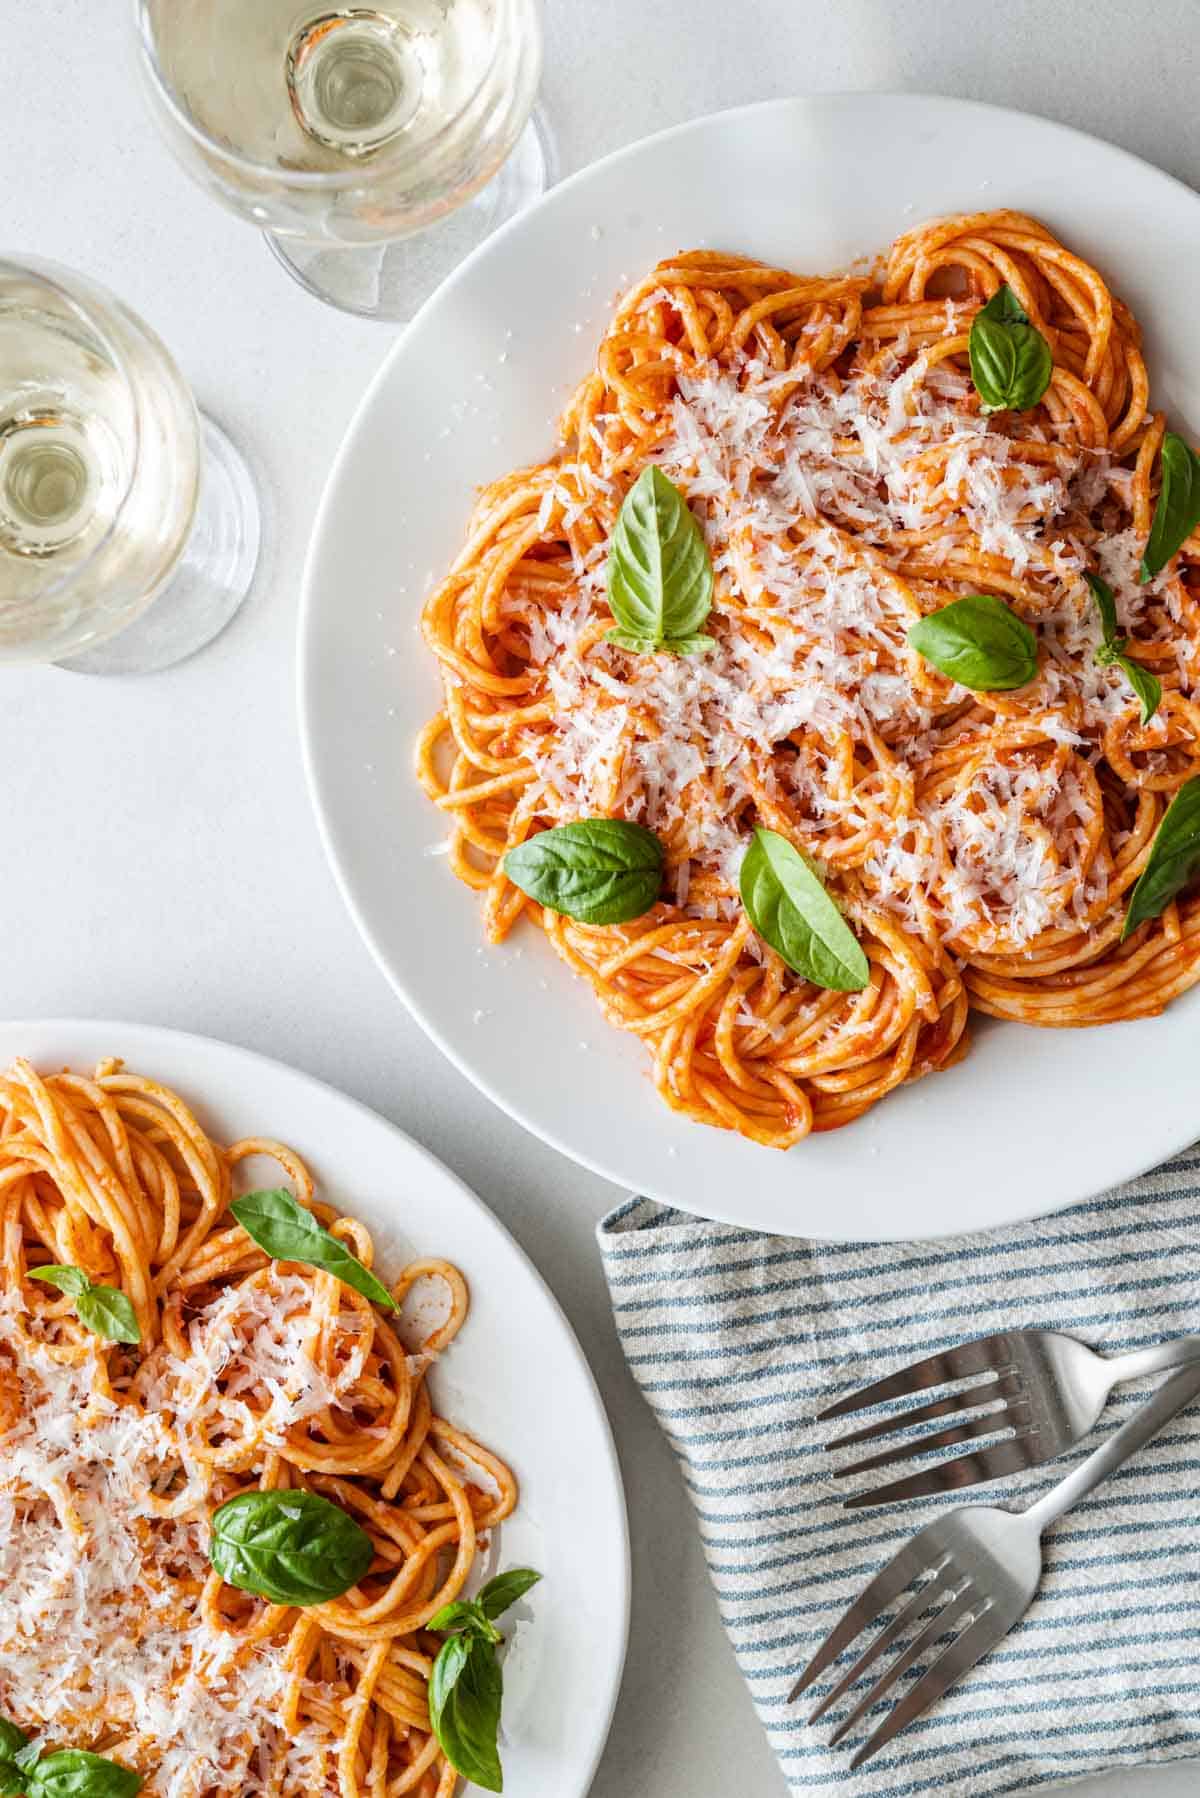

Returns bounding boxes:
[208,1488,375,1606]
[477,1567,541,1622]
[503,820,664,925]
[25,1750,142,1798]
[1122,776,1200,940]
[28,1265,140,1345]
[229,1188,397,1311]
[1116,655,1162,726]
[426,1599,500,1644]
[0,1722,28,1762]
[0,1719,28,1798]
[739,828,869,992]
[74,1286,140,1346]
[1086,572,1162,723]
[1140,431,1200,583]
[968,283,1053,413]
[428,1568,541,1791]
[1085,570,1122,650]
[429,1632,505,1794]
[27,1264,90,1298]
[605,465,715,654]
[908,594,1038,691]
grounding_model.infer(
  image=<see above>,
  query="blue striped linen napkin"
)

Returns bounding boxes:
[598,1153,1200,1796]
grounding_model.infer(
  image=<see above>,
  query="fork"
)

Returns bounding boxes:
[821,1327,1200,1508]
[791,1360,1200,1767]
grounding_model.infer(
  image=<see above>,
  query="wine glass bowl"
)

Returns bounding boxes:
[0,259,201,663]
[134,0,546,318]
[0,258,259,672]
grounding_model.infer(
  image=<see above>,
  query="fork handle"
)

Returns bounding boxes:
[1025,1361,1200,1531]
[1107,1334,1200,1382]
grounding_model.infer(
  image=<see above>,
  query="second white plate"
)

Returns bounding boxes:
[300,94,1200,1240]
[0,1021,629,1798]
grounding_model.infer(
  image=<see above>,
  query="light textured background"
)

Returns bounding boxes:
[6,5,1200,1794]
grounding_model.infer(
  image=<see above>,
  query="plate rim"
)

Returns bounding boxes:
[0,1016,631,1795]
[298,92,1200,1241]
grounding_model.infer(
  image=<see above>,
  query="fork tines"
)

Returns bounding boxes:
[790,1547,994,1767]
[821,1333,1037,1509]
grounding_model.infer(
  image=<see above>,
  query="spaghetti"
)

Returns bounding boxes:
[0,1057,516,1796]
[417,210,1200,1149]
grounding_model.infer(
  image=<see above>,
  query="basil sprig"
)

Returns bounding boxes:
[1085,571,1161,724]
[605,465,715,655]
[229,1187,397,1311]
[739,827,869,992]
[503,820,663,925]
[968,284,1053,414]
[1140,431,1200,584]
[209,1488,375,1606]
[27,1265,140,1346]
[0,1724,141,1798]
[1122,775,1200,940]
[0,1722,27,1798]
[908,594,1038,692]
[428,1569,541,1793]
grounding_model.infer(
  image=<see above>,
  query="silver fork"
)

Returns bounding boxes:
[821,1327,1200,1508]
[791,1361,1200,1767]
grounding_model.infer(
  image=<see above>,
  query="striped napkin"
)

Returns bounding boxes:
[598,1151,1200,1795]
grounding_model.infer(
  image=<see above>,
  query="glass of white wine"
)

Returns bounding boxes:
[0,258,259,673]
[135,0,547,322]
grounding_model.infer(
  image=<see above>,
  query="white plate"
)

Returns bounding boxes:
[0,1020,629,1796]
[300,94,1200,1241]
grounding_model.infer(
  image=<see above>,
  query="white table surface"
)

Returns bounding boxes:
[7,5,1200,1794]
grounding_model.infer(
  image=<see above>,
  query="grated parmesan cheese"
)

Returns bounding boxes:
[502,313,1182,952]
[0,1276,372,1794]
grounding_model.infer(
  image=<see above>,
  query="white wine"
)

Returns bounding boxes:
[138,0,544,301]
[150,1,514,176]
[0,310,129,571]
[286,9,462,160]
[0,261,258,670]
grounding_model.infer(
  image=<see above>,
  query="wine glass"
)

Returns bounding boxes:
[0,257,259,674]
[135,1,548,322]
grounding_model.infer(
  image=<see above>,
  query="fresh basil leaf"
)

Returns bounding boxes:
[478,1568,542,1622]
[229,1188,397,1312]
[74,1286,140,1347]
[427,1598,500,1644]
[209,1488,375,1606]
[1086,572,1161,723]
[27,1265,89,1297]
[908,594,1038,692]
[0,1720,29,1798]
[429,1632,505,1793]
[980,283,1028,328]
[740,828,869,992]
[1085,570,1122,651]
[1122,776,1200,940]
[605,465,714,655]
[503,820,663,926]
[28,1266,140,1346]
[0,1723,28,1763]
[26,1750,142,1798]
[606,629,715,657]
[1116,655,1162,726]
[968,283,1053,414]
[1140,431,1200,583]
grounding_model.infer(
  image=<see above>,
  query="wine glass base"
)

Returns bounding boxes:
[265,108,552,322]
[58,414,260,676]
